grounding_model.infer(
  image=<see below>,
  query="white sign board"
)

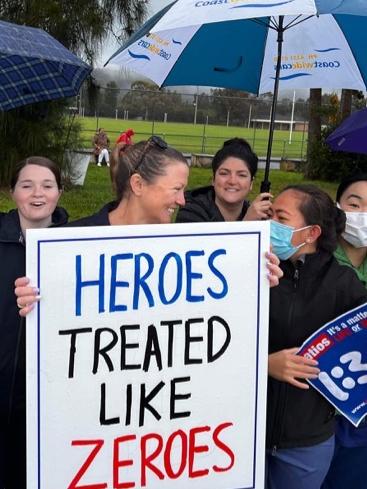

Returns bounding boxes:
[26,221,269,489]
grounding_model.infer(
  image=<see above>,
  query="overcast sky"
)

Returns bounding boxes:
[150,0,172,15]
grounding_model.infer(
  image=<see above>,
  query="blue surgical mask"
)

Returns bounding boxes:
[270,220,310,261]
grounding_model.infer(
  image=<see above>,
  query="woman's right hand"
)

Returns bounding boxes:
[268,348,320,389]
[14,276,40,317]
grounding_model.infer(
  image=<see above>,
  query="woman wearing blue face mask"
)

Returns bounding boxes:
[322,173,367,489]
[266,184,367,489]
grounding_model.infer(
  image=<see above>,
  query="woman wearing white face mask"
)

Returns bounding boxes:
[267,184,367,489]
[322,173,367,489]
[335,173,367,285]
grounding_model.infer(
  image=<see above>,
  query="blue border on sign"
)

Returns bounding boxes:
[35,230,264,489]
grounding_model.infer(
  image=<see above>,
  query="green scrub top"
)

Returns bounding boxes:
[334,244,367,288]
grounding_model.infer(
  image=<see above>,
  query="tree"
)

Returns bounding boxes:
[211,88,252,126]
[100,81,119,117]
[340,89,353,121]
[120,81,160,120]
[0,1,147,64]
[305,90,367,181]
[339,89,366,120]
[304,88,322,178]
[0,0,148,186]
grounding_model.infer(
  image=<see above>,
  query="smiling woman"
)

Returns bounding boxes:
[69,136,189,227]
[11,160,63,232]
[176,138,272,223]
[0,156,68,489]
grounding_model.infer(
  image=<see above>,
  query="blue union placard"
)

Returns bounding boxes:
[298,302,367,427]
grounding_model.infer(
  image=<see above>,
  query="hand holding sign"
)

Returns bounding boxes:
[14,276,40,316]
[268,347,320,389]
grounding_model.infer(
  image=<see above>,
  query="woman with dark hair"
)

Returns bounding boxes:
[176,137,272,223]
[322,173,367,489]
[267,184,367,489]
[0,156,67,489]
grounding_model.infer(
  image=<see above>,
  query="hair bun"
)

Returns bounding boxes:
[223,137,251,149]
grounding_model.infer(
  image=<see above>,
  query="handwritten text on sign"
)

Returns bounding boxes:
[26,222,269,489]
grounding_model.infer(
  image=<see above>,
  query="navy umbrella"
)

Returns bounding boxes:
[0,19,91,111]
[106,0,367,191]
[326,108,367,155]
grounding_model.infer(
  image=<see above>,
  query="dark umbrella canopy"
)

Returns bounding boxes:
[326,108,367,155]
[0,20,91,111]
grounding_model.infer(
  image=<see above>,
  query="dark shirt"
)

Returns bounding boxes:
[67,201,118,227]
[176,185,249,223]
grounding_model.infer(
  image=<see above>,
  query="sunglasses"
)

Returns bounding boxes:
[133,135,168,174]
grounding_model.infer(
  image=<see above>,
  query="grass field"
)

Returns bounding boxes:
[0,164,337,221]
[79,116,307,159]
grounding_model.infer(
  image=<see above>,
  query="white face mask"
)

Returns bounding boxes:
[341,208,367,248]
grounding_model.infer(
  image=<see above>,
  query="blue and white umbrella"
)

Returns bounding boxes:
[0,20,92,111]
[106,0,367,190]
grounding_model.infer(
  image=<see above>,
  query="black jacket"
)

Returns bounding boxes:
[0,207,68,416]
[175,185,249,222]
[67,201,117,227]
[267,251,367,449]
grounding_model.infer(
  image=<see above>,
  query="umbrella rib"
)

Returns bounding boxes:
[269,17,280,30]
[284,14,302,29]
[284,15,314,30]
[250,18,277,31]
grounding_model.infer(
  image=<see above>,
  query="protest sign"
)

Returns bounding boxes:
[26,221,269,489]
[298,302,367,427]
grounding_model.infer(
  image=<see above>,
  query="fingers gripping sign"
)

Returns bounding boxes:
[14,276,40,316]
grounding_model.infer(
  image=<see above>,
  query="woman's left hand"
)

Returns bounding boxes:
[266,251,283,287]
[243,193,273,221]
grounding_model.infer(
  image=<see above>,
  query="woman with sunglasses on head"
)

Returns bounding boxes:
[15,137,283,315]
[321,173,367,489]
[267,184,367,489]
[70,136,189,227]
[0,156,67,489]
[176,137,272,223]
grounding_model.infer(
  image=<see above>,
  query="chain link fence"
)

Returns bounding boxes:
[77,85,311,159]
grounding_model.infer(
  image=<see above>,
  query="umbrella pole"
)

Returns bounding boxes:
[261,15,284,193]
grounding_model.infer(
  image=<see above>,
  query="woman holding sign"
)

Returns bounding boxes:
[0,156,66,489]
[322,173,367,489]
[175,137,272,223]
[267,184,367,489]
[15,137,283,314]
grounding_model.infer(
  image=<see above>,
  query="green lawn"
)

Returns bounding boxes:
[80,116,307,159]
[0,164,338,222]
